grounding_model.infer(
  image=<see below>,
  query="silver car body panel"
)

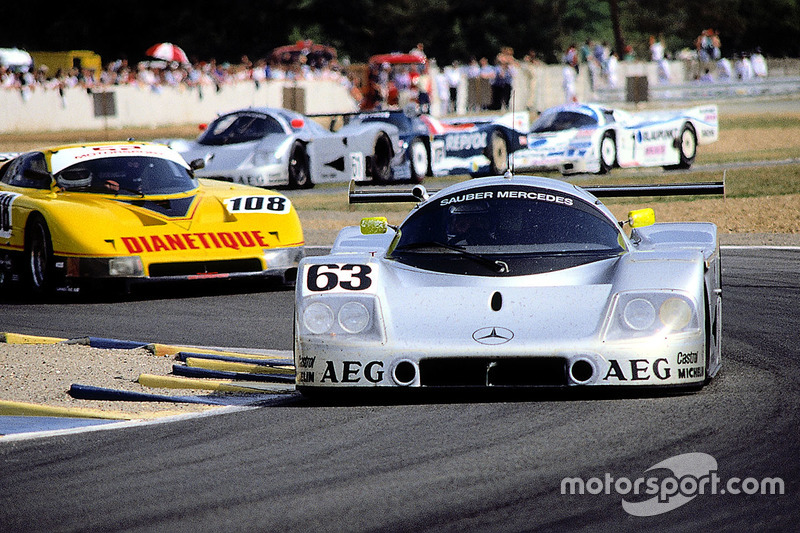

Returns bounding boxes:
[294,175,722,391]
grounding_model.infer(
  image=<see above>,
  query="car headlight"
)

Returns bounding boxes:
[299,296,383,341]
[659,297,693,330]
[263,247,304,269]
[606,291,699,340]
[108,257,144,277]
[303,302,335,334]
[251,151,281,167]
[338,301,370,333]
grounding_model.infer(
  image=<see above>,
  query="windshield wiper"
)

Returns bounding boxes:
[394,241,509,273]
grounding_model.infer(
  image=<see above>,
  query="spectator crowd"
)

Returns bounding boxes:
[0,30,775,111]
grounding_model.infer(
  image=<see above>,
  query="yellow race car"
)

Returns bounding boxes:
[0,141,304,295]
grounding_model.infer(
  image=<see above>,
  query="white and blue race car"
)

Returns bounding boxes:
[511,104,719,175]
[293,175,723,394]
[342,109,528,181]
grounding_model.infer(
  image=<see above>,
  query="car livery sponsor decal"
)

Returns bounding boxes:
[120,230,277,254]
[303,263,376,293]
[675,351,705,379]
[439,189,574,206]
[319,360,384,384]
[602,358,672,382]
[635,128,678,143]
[224,195,291,214]
[297,356,316,384]
[0,191,21,239]
[445,131,487,153]
[50,144,188,174]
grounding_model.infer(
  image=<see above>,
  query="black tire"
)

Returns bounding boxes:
[665,123,697,170]
[676,124,697,169]
[25,214,54,295]
[598,131,617,174]
[288,142,312,189]
[370,132,393,184]
[486,130,508,175]
[408,137,428,184]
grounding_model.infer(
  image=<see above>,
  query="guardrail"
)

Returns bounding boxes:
[596,76,800,103]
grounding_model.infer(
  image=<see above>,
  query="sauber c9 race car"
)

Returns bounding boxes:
[293,175,723,393]
[156,107,401,189]
[511,104,718,175]
[0,142,304,294]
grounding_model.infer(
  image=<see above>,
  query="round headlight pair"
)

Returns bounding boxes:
[622,297,691,331]
[303,302,370,334]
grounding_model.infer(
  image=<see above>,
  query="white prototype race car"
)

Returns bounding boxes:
[511,104,719,175]
[293,175,723,394]
[156,107,401,189]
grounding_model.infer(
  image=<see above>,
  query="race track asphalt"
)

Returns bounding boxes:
[0,247,798,531]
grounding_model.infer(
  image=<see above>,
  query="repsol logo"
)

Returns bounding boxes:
[445,131,487,152]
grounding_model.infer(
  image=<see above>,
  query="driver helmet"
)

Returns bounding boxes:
[55,167,92,189]
[446,201,494,245]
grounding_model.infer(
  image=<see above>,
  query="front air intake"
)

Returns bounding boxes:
[419,358,568,387]
[148,259,262,277]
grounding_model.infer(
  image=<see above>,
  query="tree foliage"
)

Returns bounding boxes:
[2,0,798,66]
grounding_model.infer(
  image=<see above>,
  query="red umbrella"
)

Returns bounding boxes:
[146,43,190,64]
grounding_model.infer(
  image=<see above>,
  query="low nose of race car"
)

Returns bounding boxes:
[381,284,613,349]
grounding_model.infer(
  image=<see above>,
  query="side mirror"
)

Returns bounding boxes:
[360,216,389,235]
[189,158,205,171]
[628,208,655,228]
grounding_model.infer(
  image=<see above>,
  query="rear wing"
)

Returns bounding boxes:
[348,179,725,204]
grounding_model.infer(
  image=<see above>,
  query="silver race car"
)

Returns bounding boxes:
[294,175,723,394]
[157,107,401,189]
[511,103,719,175]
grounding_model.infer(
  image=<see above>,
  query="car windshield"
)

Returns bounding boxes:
[390,183,624,276]
[198,112,286,145]
[54,156,197,195]
[530,110,597,133]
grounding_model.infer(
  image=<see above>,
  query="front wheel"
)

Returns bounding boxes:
[25,215,54,295]
[288,142,312,189]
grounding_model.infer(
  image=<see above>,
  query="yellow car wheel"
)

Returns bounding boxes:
[25,215,54,295]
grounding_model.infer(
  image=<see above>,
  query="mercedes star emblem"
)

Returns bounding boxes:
[472,327,514,345]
